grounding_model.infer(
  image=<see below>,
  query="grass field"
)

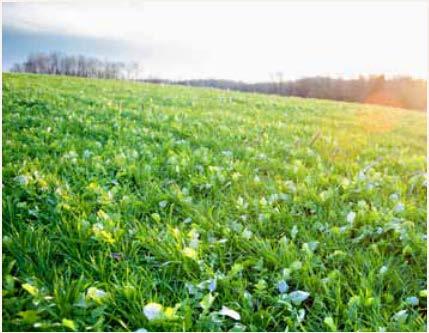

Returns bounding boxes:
[2,73,427,332]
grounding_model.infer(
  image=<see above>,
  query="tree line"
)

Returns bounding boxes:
[11,53,141,80]
[11,53,426,110]
[143,75,426,111]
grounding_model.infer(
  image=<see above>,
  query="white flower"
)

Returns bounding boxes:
[297,309,306,323]
[159,200,168,208]
[277,280,289,294]
[189,238,199,249]
[83,149,92,158]
[282,268,291,279]
[94,289,106,298]
[288,290,310,305]
[392,309,408,323]
[219,306,241,320]
[143,303,163,321]
[268,194,279,204]
[185,283,199,295]
[389,193,399,201]
[346,211,356,224]
[375,227,384,234]
[208,279,217,292]
[379,265,388,275]
[243,290,253,307]
[304,241,319,252]
[86,287,108,302]
[405,296,419,306]
[279,236,289,246]
[290,260,302,271]
[236,196,248,209]
[242,229,253,240]
[291,225,299,239]
[14,175,29,185]
[394,203,405,213]
[64,151,78,159]
[135,329,148,332]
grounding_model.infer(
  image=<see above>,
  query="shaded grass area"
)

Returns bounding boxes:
[2,73,427,331]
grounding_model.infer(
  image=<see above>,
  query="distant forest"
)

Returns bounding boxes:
[143,76,427,111]
[11,53,427,111]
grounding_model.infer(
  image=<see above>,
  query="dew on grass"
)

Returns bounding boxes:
[4,73,426,332]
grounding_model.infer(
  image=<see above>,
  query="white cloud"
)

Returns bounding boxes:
[3,1,427,81]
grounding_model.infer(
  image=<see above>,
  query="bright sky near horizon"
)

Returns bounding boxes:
[2,1,428,82]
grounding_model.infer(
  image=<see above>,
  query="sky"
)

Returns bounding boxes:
[2,1,428,82]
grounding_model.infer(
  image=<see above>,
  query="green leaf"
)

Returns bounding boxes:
[199,293,216,312]
[324,316,337,331]
[18,310,39,324]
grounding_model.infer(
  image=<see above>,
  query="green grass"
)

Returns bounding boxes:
[2,73,427,332]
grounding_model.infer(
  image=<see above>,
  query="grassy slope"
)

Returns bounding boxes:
[2,73,427,332]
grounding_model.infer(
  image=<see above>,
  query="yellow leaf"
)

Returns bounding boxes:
[22,283,38,296]
[62,318,77,331]
[182,247,197,259]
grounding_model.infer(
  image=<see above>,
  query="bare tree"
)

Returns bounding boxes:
[11,52,141,80]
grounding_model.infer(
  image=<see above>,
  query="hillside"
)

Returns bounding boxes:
[2,73,427,331]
